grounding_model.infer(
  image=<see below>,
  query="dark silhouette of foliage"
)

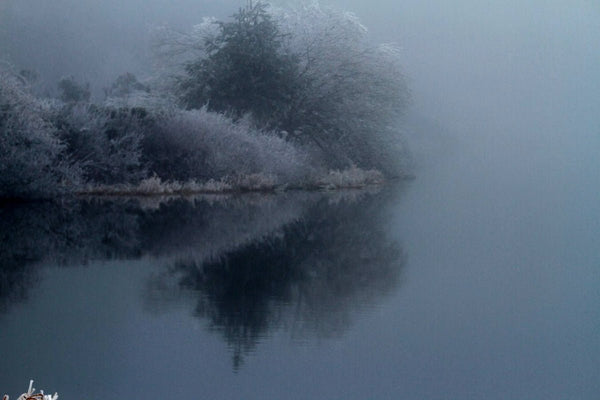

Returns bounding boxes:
[178,1,300,129]
[104,72,150,98]
[153,190,405,369]
[58,76,91,103]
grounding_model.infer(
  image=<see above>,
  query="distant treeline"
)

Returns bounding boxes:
[0,2,410,200]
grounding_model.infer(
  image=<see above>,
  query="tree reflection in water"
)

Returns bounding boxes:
[0,188,405,370]
[147,190,405,370]
[0,193,306,315]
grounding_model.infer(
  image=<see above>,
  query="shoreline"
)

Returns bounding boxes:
[0,173,415,204]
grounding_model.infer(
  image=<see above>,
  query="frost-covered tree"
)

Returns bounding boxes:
[157,2,409,174]
[276,4,410,172]
[57,76,91,103]
[53,104,148,185]
[177,1,299,129]
[104,72,150,99]
[0,66,75,198]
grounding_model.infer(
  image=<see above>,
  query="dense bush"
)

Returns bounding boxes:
[57,76,91,103]
[0,67,75,198]
[143,108,309,183]
[53,104,148,185]
[177,2,300,129]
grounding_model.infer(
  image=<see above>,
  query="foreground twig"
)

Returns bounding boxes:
[3,380,58,400]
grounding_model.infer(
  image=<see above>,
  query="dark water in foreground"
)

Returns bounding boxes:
[1,139,599,399]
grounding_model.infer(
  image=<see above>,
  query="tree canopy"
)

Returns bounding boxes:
[178,1,299,129]
[174,2,409,172]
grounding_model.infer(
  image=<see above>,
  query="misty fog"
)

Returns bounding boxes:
[1,0,599,399]
[2,0,597,135]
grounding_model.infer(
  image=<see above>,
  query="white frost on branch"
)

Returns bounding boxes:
[3,380,58,400]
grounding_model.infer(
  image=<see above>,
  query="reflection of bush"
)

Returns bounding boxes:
[0,188,405,370]
[150,190,405,369]
[137,194,308,260]
[0,202,66,313]
[0,193,312,315]
[0,200,141,313]
[0,199,146,316]
[0,264,35,314]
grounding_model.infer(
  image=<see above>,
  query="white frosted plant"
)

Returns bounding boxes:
[3,380,58,400]
[54,103,146,185]
[145,108,311,185]
[274,2,409,173]
[0,65,74,198]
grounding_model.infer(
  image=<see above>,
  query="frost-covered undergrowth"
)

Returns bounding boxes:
[81,107,391,195]
[312,166,385,189]
[79,168,385,195]
[0,67,74,198]
[3,380,58,400]
[0,66,395,198]
[143,108,310,184]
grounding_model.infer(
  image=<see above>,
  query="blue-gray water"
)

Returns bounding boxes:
[1,125,598,399]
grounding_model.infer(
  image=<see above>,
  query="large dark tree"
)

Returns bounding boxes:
[178,1,299,129]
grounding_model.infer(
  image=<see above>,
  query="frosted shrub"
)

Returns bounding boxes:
[54,104,147,185]
[101,72,173,111]
[144,108,310,184]
[277,3,409,173]
[104,72,149,99]
[57,76,90,103]
[79,175,236,195]
[0,67,74,198]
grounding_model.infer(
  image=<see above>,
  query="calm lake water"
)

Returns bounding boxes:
[1,134,599,399]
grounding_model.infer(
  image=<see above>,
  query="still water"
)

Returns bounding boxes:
[1,136,599,399]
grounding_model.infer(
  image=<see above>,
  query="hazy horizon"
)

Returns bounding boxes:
[1,0,597,141]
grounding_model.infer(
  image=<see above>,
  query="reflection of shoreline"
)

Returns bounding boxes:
[145,188,406,370]
[0,189,388,316]
[0,187,406,370]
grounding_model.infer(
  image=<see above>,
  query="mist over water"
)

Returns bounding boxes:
[1,0,599,399]
[0,0,242,94]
